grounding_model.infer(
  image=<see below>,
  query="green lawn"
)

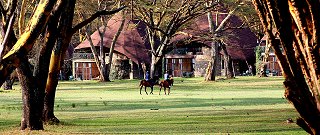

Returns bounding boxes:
[0,76,306,134]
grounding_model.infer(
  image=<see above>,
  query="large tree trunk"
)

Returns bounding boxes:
[84,26,103,79]
[145,24,169,78]
[223,54,234,79]
[43,60,61,123]
[97,26,108,81]
[84,25,109,81]
[147,31,162,78]
[41,1,64,123]
[226,55,234,79]
[205,10,218,81]
[221,43,234,79]
[150,54,161,78]
[106,10,125,81]
[17,57,44,130]
[205,41,219,81]
[260,39,271,77]
[44,0,76,123]
[253,0,320,134]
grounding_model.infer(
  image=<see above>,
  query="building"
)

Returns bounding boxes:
[74,13,151,80]
[74,11,258,80]
[256,33,282,76]
[164,12,258,77]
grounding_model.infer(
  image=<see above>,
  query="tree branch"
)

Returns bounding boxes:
[0,0,57,86]
[18,0,27,35]
[221,22,246,31]
[0,1,6,17]
[7,0,17,19]
[215,7,238,33]
[0,13,15,59]
[71,6,126,34]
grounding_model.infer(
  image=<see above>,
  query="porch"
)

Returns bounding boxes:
[72,53,141,80]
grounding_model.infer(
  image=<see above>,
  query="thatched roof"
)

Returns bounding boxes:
[171,12,258,61]
[75,13,151,65]
[76,11,258,64]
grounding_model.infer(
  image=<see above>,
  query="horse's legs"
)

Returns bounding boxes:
[150,86,154,94]
[140,86,142,95]
[164,88,167,95]
[168,87,170,95]
[144,87,148,95]
[159,86,162,95]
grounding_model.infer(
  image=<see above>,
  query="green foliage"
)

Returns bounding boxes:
[182,72,194,78]
[255,46,263,75]
[0,77,304,134]
[109,62,130,80]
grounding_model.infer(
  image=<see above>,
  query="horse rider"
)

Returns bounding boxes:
[164,71,172,87]
[164,71,169,81]
[145,71,150,81]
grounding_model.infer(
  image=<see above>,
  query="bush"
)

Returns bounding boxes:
[182,72,194,78]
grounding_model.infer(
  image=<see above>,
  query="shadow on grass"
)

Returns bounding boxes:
[0,120,21,131]
[247,127,304,134]
[50,108,302,134]
[55,97,288,112]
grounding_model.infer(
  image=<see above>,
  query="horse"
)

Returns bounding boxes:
[159,77,174,95]
[139,76,160,95]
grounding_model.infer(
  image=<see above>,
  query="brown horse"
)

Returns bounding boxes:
[139,76,159,95]
[159,78,174,95]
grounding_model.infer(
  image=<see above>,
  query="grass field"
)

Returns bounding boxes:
[0,76,306,134]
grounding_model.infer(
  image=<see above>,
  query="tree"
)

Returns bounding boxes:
[259,37,271,77]
[206,0,262,79]
[203,3,240,81]
[0,0,125,130]
[255,45,264,76]
[132,0,217,78]
[221,43,234,78]
[0,0,18,90]
[0,0,58,130]
[252,0,320,134]
[43,1,125,123]
[82,1,126,82]
[105,9,125,81]
[204,2,220,81]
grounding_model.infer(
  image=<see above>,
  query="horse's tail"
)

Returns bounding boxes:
[159,81,163,87]
[169,78,174,86]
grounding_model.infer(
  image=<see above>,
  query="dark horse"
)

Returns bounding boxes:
[159,77,174,95]
[139,76,160,95]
